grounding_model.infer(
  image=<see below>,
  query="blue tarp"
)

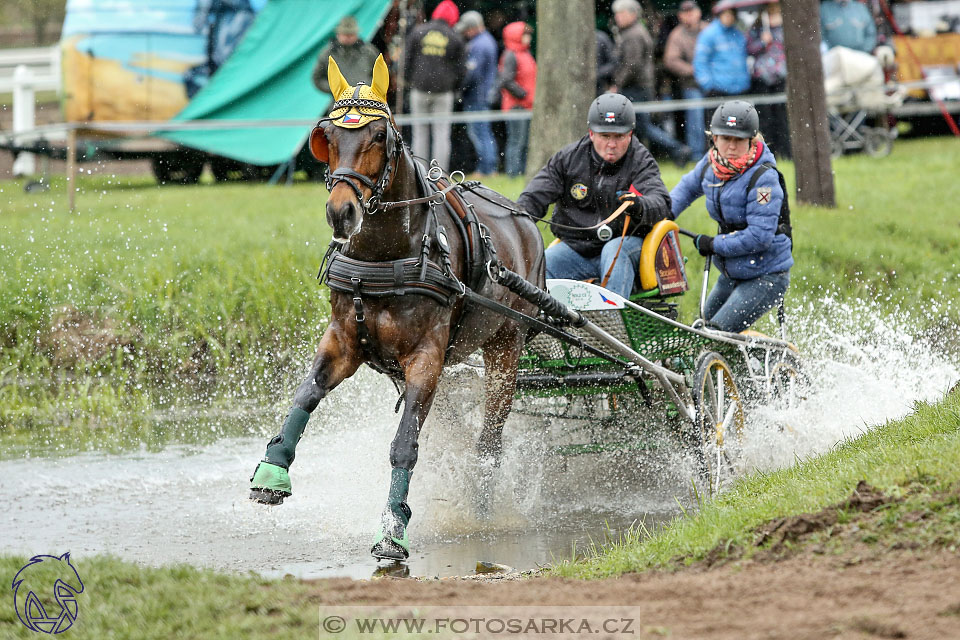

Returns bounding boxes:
[160,0,392,165]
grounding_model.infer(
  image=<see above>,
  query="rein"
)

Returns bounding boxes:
[461,182,632,234]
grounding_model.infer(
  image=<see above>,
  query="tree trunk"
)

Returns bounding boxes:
[526,0,596,179]
[781,0,835,206]
[34,20,47,46]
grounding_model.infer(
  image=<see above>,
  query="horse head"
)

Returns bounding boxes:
[310,54,401,243]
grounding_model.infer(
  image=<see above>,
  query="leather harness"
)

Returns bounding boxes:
[321,160,497,378]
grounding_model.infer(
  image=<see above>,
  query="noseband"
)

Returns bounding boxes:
[319,95,403,214]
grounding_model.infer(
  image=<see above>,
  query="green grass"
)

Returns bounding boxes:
[551,387,960,578]
[1,137,958,436]
[0,555,326,640]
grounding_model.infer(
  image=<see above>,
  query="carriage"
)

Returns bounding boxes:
[507,220,802,493]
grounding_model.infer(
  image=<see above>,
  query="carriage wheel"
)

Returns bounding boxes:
[151,152,204,185]
[864,128,893,158]
[767,351,805,411]
[692,351,746,495]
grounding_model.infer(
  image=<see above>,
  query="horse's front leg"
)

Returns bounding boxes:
[249,326,361,504]
[371,340,446,560]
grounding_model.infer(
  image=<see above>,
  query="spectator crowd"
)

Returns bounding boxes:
[313,0,893,173]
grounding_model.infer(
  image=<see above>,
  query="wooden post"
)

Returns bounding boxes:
[781,0,835,207]
[66,126,76,213]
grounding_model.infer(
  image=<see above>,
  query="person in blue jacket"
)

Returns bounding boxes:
[820,0,877,53]
[693,1,750,97]
[670,100,793,332]
[457,11,500,175]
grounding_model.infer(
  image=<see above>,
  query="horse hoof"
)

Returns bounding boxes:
[371,537,409,561]
[249,488,288,505]
[249,461,292,505]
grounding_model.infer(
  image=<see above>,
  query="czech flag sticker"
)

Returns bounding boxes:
[342,113,362,125]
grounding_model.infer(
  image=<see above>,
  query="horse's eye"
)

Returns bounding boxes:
[374,130,387,142]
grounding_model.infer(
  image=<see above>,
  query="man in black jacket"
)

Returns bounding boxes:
[517,93,672,299]
[403,0,466,171]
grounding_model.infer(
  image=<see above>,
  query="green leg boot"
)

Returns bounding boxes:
[249,407,309,504]
[371,468,412,560]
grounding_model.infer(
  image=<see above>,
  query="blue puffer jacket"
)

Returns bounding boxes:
[670,144,793,280]
[693,21,750,95]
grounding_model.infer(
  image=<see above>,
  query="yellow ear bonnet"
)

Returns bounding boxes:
[327,53,391,129]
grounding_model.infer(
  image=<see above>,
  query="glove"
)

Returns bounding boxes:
[616,190,642,215]
[694,234,715,257]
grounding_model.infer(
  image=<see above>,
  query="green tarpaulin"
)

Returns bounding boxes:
[161,0,391,165]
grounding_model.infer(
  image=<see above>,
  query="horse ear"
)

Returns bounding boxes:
[309,125,329,163]
[371,54,389,103]
[327,56,349,99]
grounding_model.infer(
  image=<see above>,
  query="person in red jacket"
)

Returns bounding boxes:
[498,21,536,177]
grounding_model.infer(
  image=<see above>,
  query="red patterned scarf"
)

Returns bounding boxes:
[708,139,764,182]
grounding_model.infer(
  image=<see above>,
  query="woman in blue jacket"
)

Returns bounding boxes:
[670,100,793,332]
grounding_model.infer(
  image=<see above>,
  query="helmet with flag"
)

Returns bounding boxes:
[708,100,760,139]
[587,93,636,134]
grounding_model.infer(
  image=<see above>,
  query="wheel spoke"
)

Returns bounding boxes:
[721,402,738,433]
[716,368,725,417]
[704,369,717,413]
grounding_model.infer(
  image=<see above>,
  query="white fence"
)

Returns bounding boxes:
[0,46,61,175]
[0,46,60,93]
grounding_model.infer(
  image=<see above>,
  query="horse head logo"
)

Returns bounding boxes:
[12,552,84,634]
[312,54,399,241]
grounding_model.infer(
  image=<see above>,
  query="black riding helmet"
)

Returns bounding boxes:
[587,93,636,134]
[708,100,759,139]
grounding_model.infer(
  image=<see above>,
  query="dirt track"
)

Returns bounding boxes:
[312,548,960,639]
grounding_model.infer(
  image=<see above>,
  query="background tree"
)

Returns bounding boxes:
[781,0,836,206]
[525,0,596,178]
[5,0,66,45]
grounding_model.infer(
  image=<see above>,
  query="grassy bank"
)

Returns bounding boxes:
[552,386,960,578]
[1,138,958,435]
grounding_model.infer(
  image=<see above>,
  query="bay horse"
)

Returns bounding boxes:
[249,54,545,560]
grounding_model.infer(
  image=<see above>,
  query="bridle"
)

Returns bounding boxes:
[312,94,404,214]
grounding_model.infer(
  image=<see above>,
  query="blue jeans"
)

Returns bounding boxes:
[545,236,645,300]
[465,103,498,174]
[682,87,706,157]
[704,271,790,332]
[505,114,529,177]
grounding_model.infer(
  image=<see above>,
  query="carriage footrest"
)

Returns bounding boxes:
[516,370,635,391]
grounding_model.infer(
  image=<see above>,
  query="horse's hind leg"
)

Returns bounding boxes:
[474,325,525,514]
[250,328,360,504]
[477,324,525,465]
[371,345,445,560]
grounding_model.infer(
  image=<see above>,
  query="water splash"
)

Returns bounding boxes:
[742,294,959,470]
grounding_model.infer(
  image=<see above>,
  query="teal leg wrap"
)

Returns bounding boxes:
[371,468,412,559]
[387,467,411,511]
[262,407,310,469]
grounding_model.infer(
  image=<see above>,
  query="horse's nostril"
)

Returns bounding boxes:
[327,198,361,239]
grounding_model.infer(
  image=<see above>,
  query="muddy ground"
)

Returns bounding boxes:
[311,549,960,639]
[307,484,960,638]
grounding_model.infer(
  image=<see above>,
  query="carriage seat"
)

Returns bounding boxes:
[547,219,689,298]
